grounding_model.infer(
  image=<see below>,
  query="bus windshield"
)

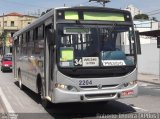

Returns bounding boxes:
[57,24,136,68]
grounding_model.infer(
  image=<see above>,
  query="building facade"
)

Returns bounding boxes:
[124,4,160,75]
[134,20,158,44]
[0,12,37,54]
[134,20,160,75]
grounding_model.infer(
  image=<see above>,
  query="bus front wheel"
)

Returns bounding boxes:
[38,79,51,108]
[40,86,51,108]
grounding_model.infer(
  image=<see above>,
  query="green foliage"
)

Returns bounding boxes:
[0,32,6,39]
[134,14,149,20]
[152,17,158,21]
[0,33,2,39]
[0,33,3,46]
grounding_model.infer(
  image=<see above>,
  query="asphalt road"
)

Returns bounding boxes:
[0,70,160,119]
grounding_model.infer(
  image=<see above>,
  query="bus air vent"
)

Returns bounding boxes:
[85,93,116,99]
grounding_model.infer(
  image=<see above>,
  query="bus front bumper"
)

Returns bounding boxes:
[53,84,138,103]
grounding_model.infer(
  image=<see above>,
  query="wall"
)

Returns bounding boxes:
[133,20,160,75]
[134,20,159,44]
[138,43,160,75]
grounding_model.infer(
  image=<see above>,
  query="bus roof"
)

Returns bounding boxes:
[13,6,131,38]
[57,6,130,13]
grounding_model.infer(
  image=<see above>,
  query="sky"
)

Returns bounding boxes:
[0,0,160,19]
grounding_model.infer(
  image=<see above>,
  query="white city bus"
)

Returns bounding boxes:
[13,6,140,107]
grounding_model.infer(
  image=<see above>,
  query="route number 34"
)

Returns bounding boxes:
[74,59,82,66]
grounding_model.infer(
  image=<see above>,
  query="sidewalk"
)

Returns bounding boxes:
[138,73,160,85]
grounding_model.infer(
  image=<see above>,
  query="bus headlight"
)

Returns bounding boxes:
[128,81,137,85]
[55,84,67,89]
[55,83,78,92]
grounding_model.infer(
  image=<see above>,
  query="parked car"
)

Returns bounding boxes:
[4,53,12,57]
[1,56,12,72]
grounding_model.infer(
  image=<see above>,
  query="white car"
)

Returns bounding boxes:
[4,53,12,57]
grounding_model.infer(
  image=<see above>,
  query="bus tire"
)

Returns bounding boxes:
[40,84,51,108]
[41,98,51,109]
[18,69,23,90]
[37,75,51,108]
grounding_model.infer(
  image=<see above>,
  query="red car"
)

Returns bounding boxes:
[1,56,12,72]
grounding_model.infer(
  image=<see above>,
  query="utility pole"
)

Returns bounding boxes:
[157,36,160,80]
[2,13,5,55]
[89,0,110,7]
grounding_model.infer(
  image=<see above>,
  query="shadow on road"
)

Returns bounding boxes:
[14,81,136,119]
[47,101,136,119]
[14,81,41,103]
[1,71,13,73]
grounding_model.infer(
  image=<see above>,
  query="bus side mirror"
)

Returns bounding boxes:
[135,31,141,54]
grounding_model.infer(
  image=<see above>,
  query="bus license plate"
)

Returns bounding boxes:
[79,80,92,86]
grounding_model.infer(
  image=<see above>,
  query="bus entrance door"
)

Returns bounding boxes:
[45,25,55,101]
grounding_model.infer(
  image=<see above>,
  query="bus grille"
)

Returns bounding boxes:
[85,93,116,99]
[80,84,118,89]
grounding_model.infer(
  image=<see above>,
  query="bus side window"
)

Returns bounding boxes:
[34,27,38,41]
[22,33,27,55]
[19,35,22,55]
[26,31,30,42]
[45,24,54,45]
[30,30,34,42]
[15,36,20,55]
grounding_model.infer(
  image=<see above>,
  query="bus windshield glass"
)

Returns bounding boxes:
[57,24,136,68]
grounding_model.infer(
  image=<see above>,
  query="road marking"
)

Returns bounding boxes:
[0,88,15,113]
[139,82,160,89]
[0,97,6,113]
[139,84,160,90]
[138,83,148,87]
[143,87,160,90]
[6,86,24,109]
[131,106,148,112]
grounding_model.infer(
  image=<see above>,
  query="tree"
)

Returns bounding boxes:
[0,33,3,47]
[134,14,149,20]
[0,32,6,47]
[151,17,158,21]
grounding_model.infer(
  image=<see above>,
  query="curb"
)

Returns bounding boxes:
[138,80,160,85]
